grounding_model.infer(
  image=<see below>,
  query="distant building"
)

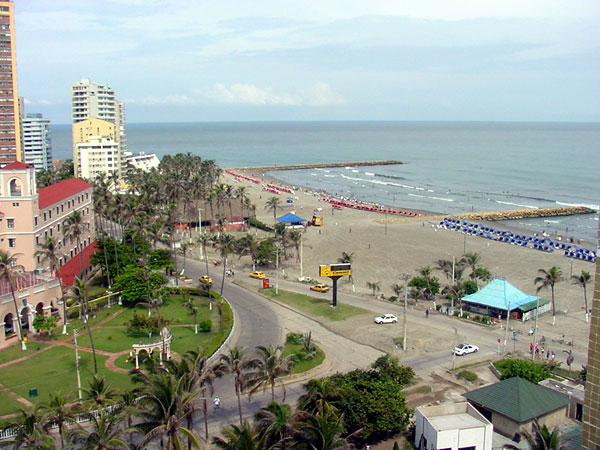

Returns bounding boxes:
[415,402,493,450]
[71,79,125,178]
[0,161,95,275]
[123,151,160,172]
[77,136,119,179]
[0,1,22,164]
[582,212,600,449]
[22,113,52,171]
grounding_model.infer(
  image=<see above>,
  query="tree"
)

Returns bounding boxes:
[571,270,591,322]
[337,251,354,282]
[82,374,118,413]
[213,421,263,450]
[434,259,453,280]
[495,358,550,383]
[32,314,58,336]
[0,250,26,350]
[254,402,301,450]
[460,252,480,280]
[39,391,79,448]
[68,272,100,374]
[370,354,414,385]
[294,403,348,450]
[297,378,342,415]
[217,346,259,426]
[0,406,55,449]
[408,276,440,301]
[366,281,381,297]
[521,420,562,450]
[184,296,199,334]
[68,410,132,450]
[63,209,90,275]
[265,196,281,224]
[197,232,213,276]
[391,283,403,302]
[214,233,236,295]
[534,266,563,326]
[248,345,294,402]
[113,264,168,306]
[35,236,68,334]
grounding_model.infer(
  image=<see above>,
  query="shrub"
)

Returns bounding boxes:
[458,370,478,382]
[286,332,303,345]
[435,304,442,311]
[198,320,212,332]
[389,296,398,303]
[248,218,273,232]
[494,358,550,383]
[462,312,470,319]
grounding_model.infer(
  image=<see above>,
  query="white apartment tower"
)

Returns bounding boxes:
[22,113,52,171]
[71,79,125,178]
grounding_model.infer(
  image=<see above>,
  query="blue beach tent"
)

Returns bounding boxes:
[276,213,307,224]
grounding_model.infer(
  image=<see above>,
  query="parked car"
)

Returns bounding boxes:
[199,275,213,285]
[374,314,397,324]
[249,271,267,279]
[310,283,329,292]
[453,344,479,356]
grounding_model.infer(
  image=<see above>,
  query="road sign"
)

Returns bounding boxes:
[319,263,351,277]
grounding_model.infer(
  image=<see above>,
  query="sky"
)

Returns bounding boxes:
[15,0,600,124]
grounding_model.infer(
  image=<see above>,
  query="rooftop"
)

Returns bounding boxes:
[2,161,34,170]
[418,402,491,431]
[37,178,93,209]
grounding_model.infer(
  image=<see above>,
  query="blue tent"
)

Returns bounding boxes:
[461,279,538,312]
[276,212,307,224]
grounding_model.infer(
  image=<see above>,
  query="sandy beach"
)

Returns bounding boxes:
[208,171,596,364]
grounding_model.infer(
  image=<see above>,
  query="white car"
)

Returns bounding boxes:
[374,314,398,324]
[453,344,479,356]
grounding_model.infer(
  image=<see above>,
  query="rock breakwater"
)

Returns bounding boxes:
[234,160,402,171]
[447,206,595,221]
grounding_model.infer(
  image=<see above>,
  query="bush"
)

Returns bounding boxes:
[494,358,550,383]
[462,312,470,319]
[198,320,212,332]
[248,218,273,232]
[286,332,303,345]
[458,370,478,382]
[435,304,442,311]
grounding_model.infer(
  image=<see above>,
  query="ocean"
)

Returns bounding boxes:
[51,121,599,243]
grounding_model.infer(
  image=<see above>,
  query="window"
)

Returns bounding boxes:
[43,212,46,221]
[12,202,18,207]
[57,224,60,232]
[6,218,13,228]
[61,205,64,213]
[34,216,37,226]
[8,237,15,248]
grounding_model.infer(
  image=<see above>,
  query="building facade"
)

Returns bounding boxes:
[71,79,125,178]
[0,0,21,165]
[582,212,600,449]
[123,151,160,172]
[0,161,95,273]
[77,136,119,179]
[22,113,52,171]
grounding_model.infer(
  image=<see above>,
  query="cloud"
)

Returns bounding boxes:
[204,83,344,106]
[122,94,196,105]
[23,98,52,105]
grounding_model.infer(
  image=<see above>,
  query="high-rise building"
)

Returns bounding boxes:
[0,0,21,164]
[22,113,52,171]
[71,79,125,178]
[582,212,600,448]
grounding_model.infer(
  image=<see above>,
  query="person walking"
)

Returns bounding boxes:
[213,396,220,410]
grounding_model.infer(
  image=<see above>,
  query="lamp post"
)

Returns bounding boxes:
[532,296,540,361]
[452,326,458,370]
[275,246,279,295]
[73,329,82,400]
[198,208,204,235]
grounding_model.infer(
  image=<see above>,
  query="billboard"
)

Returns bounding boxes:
[319,263,352,277]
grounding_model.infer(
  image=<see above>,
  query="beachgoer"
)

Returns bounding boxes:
[425,309,429,318]
[551,352,555,361]
[213,396,220,410]
[530,343,533,354]
[546,350,550,359]
[368,243,371,249]
[349,227,351,233]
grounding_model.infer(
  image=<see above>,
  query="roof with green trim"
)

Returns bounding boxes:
[462,377,570,423]
[517,298,550,312]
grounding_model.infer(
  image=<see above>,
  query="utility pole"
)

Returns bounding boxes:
[73,329,82,400]
[275,246,279,295]
[532,296,540,361]
[300,235,303,280]
[400,274,409,351]
[452,326,457,370]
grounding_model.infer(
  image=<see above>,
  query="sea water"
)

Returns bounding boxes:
[51,121,599,243]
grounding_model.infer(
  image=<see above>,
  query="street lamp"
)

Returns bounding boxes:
[452,326,458,370]
[73,329,82,400]
[399,273,410,351]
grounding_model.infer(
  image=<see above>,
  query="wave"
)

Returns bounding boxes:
[408,193,454,202]
[555,201,599,211]
[374,173,408,181]
[365,172,374,176]
[495,200,538,209]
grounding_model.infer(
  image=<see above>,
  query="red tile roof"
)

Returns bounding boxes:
[37,178,93,209]
[57,242,97,286]
[2,161,34,170]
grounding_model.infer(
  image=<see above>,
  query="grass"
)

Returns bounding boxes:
[261,287,369,321]
[0,346,133,416]
[0,342,49,366]
[281,342,325,374]
[457,370,478,382]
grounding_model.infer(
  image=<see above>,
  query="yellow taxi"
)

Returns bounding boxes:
[249,271,267,279]
[310,283,329,293]
[199,275,213,285]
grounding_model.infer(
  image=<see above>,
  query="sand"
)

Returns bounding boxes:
[211,171,595,362]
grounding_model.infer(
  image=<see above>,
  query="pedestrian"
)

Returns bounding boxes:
[546,350,550,359]
[213,396,220,410]
[318,229,321,235]
[368,242,371,249]
[349,227,352,233]
[530,343,533,354]
[551,352,555,361]
[425,309,429,318]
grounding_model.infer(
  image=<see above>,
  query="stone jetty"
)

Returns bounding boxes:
[233,160,402,171]
[447,206,595,221]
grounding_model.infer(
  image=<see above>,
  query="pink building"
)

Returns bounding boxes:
[0,162,96,349]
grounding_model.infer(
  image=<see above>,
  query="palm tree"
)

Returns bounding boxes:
[265,196,281,224]
[63,209,90,275]
[196,232,213,276]
[35,237,68,334]
[572,270,591,322]
[184,297,199,334]
[297,378,342,415]
[0,250,26,350]
[82,374,118,413]
[366,281,381,297]
[460,252,480,280]
[179,242,190,273]
[218,346,259,426]
[39,391,79,448]
[136,371,202,450]
[68,272,99,373]
[236,234,260,271]
[254,402,300,450]
[213,233,236,295]
[337,251,354,282]
[0,406,55,449]
[288,229,304,262]
[535,266,563,326]
[68,410,131,450]
[434,259,453,280]
[294,403,348,450]
[248,345,294,402]
[213,421,263,450]
[521,420,562,450]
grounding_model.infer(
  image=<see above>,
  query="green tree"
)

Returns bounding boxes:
[0,250,26,350]
[68,272,100,373]
[35,237,68,334]
[68,410,131,450]
[254,402,301,450]
[82,374,118,413]
[213,421,263,450]
[32,314,58,336]
[460,252,481,280]
[63,210,90,274]
[0,406,55,449]
[248,345,294,402]
[494,358,550,383]
[113,264,168,306]
[265,196,281,224]
[522,420,562,450]
[571,270,591,322]
[370,354,414,386]
[366,281,381,297]
[534,266,563,326]
[39,391,79,448]
[337,251,354,282]
[294,403,348,450]
[297,378,342,415]
[213,233,236,295]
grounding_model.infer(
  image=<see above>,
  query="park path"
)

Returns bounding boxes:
[0,382,33,408]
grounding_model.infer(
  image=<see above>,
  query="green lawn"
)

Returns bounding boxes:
[0,394,28,416]
[0,342,49,366]
[261,287,369,321]
[0,346,133,416]
[282,342,325,374]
